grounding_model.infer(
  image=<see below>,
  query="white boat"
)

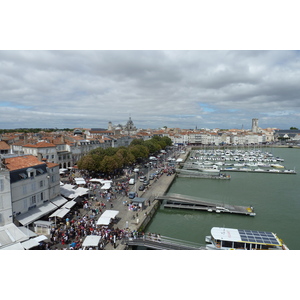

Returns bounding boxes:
[284,169,296,174]
[271,164,284,168]
[205,227,289,250]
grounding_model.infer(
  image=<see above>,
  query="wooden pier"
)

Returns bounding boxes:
[156,193,256,216]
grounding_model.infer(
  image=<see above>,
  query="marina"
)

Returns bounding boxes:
[146,147,300,249]
[183,149,297,175]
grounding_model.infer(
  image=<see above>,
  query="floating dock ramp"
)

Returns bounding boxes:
[176,168,230,179]
[156,193,255,216]
[125,235,207,250]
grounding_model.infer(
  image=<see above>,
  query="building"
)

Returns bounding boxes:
[252,118,259,133]
[0,155,61,227]
[0,141,11,155]
[107,117,137,136]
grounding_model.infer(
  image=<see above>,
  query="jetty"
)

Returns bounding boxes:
[156,193,256,216]
[219,167,296,174]
[176,168,230,179]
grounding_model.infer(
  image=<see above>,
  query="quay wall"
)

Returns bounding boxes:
[137,173,177,232]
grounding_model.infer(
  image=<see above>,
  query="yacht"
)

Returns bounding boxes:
[205,227,289,250]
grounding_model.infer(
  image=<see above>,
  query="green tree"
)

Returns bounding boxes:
[100,156,119,173]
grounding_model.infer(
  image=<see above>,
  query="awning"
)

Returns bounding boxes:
[60,184,76,198]
[21,235,48,250]
[50,195,68,207]
[16,202,57,226]
[49,208,70,218]
[0,242,25,250]
[82,235,101,248]
[21,239,40,249]
[0,223,29,249]
[18,226,37,238]
[62,200,77,209]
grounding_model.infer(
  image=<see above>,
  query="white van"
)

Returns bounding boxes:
[129,178,135,185]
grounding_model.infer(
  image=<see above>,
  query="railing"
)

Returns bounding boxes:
[125,234,207,250]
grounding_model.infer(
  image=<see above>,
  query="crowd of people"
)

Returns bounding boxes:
[36,154,180,250]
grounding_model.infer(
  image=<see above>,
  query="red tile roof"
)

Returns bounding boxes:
[23,142,56,148]
[0,141,10,150]
[4,155,46,171]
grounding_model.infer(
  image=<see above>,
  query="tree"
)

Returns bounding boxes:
[130,138,144,146]
[290,127,299,130]
[77,154,100,171]
[100,156,119,174]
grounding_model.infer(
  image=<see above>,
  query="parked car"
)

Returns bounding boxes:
[139,176,146,182]
[128,192,136,199]
[143,180,150,186]
[138,185,145,191]
[149,174,155,180]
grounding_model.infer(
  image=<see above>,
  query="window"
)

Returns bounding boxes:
[40,192,44,201]
[0,196,3,209]
[23,185,27,194]
[30,195,36,205]
[0,179,4,192]
[31,182,36,191]
[37,168,44,175]
[40,180,44,188]
[19,173,27,179]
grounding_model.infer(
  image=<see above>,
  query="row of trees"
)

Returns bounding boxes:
[0,128,74,134]
[77,136,172,174]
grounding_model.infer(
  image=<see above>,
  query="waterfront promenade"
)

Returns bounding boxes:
[104,171,176,250]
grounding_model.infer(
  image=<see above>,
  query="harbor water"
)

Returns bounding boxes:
[146,147,300,250]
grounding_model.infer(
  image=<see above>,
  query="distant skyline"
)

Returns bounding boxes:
[1,50,300,130]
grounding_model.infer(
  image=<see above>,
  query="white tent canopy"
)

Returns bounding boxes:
[50,195,68,207]
[21,235,48,250]
[49,208,70,219]
[96,210,119,226]
[62,200,77,209]
[0,242,25,250]
[60,184,89,199]
[82,235,101,248]
[0,223,29,249]
[75,178,86,185]
[101,183,111,190]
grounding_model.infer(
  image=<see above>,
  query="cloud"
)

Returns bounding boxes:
[1,50,300,130]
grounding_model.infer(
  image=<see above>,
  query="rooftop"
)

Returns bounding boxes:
[4,155,46,171]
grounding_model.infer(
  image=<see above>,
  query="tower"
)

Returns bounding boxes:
[108,121,113,131]
[252,118,259,133]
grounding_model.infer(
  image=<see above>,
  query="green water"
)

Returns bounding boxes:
[146,147,300,249]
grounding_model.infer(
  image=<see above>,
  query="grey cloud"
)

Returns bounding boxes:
[1,50,300,130]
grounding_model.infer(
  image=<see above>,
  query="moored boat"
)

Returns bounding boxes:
[205,227,289,250]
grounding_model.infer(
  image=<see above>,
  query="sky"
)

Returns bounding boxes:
[1,1,300,131]
[1,50,300,130]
